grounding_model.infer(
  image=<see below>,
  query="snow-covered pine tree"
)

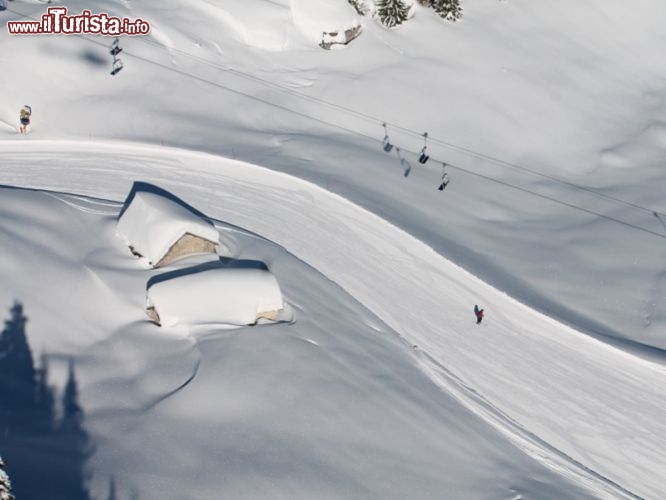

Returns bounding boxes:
[431,0,462,21]
[348,0,375,15]
[0,457,15,500]
[376,0,410,28]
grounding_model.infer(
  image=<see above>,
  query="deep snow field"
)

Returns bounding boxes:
[0,180,598,499]
[1,0,666,498]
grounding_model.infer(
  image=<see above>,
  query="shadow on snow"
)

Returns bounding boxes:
[0,301,93,500]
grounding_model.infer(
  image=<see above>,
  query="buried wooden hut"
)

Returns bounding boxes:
[116,191,220,268]
[145,267,285,327]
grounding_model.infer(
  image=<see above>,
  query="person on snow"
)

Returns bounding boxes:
[474,304,484,324]
[19,105,32,135]
[438,164,451,191]
[438,173,450,191]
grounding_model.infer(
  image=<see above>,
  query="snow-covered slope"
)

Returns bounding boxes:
[1,141,665,498]
[0,180,596,500]
[2,0,666,497]
[2,0,665,350]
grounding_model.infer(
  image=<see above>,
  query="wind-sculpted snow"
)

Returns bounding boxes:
[0,173,595,500]
[2,1,666,497]
[0,141,664,498]
[3,0,665,353]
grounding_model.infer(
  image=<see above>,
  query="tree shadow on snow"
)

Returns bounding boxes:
[0,301,93,500]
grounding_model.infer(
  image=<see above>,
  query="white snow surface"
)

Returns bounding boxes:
[147,267,284,327]
[1,0,663,350]
[1,141,665,499]
[1,0,666,498]
[116,190,220,267]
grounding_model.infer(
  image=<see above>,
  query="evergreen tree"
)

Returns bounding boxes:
[348,0,375,15]
[376,0,410,28]
[0,457,15,500]
[431,0,462,22]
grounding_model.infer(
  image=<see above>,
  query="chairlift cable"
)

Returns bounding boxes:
[76,44,666,238]
[4,6,665,238]
[442,161,666,239]
[6,7,663,218]
[132,36,665,218]
[118,54,662,238]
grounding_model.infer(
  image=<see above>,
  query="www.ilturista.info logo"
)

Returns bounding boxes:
[7,7,150,36]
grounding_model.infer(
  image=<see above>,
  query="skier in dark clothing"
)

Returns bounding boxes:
[474,304,484,324]
[438,173,450,191]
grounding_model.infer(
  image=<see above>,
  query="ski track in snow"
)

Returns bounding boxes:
[413,349,641,500]
[47,192,121,216]
[2,140,665,499]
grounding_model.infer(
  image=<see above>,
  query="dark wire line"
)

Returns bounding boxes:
[422,135,665,217]
[6,6,666,240]
[70,47,666,240]
[134,34,665,218]
[443,162,666,239]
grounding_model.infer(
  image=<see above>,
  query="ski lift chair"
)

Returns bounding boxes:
[438,173,450,191]
[110,38,123,56]
[382,135,393,153]
[438,162,450,190]
[381,122,393,153]
[110,58,124,75]
[418,132,429,164]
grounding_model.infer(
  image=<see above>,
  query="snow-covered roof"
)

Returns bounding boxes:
[116,191,219,266]
[146,267,284,327]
